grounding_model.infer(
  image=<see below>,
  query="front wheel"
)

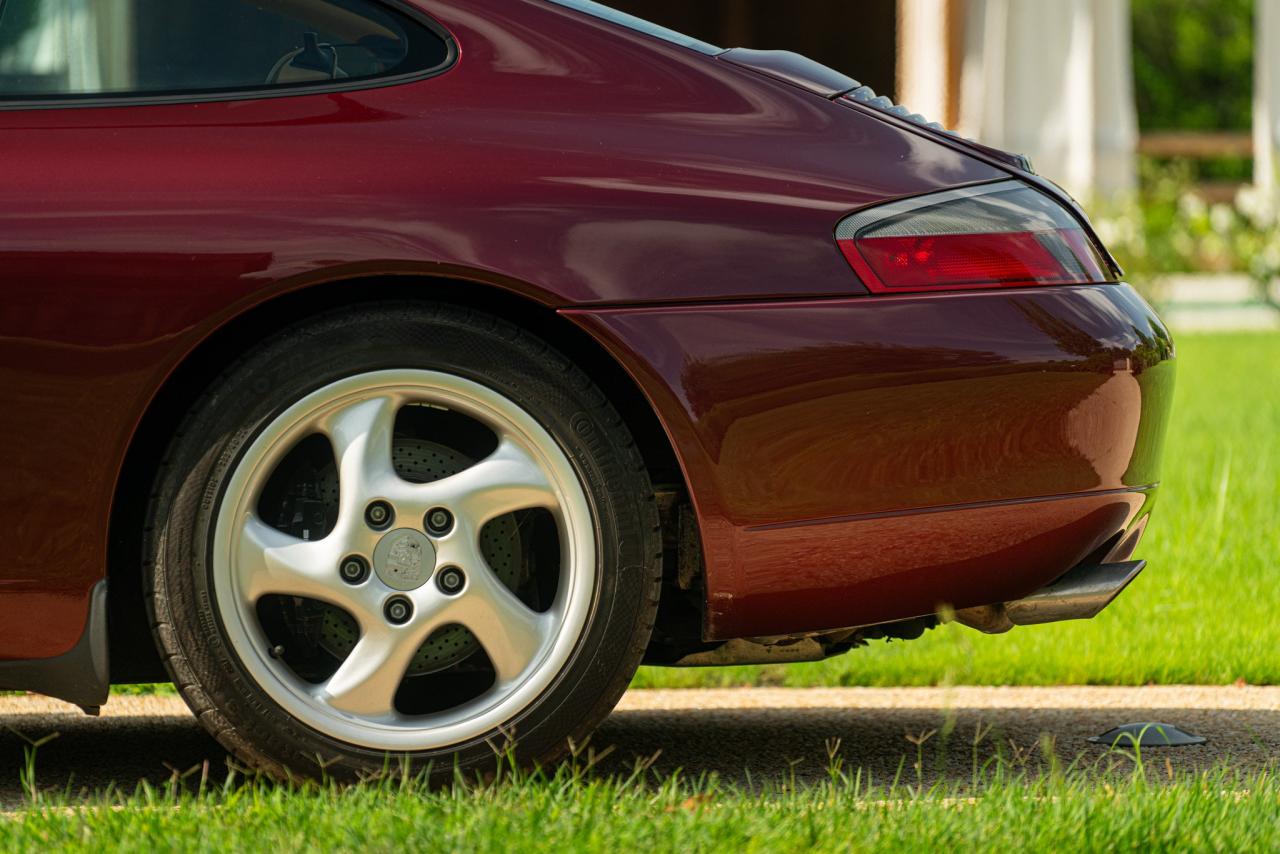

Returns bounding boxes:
[145,303,661,779]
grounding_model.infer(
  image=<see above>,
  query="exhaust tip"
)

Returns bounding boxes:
[953,560,1145,633]
[1005,560,1146,626]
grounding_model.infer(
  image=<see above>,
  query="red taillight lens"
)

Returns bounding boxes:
[836,181,1112,294]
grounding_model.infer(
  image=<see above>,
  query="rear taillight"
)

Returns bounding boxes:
[836,180,1112,294]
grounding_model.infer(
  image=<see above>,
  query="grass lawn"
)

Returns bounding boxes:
[635,331,1280,689]
[4,762,1278,852]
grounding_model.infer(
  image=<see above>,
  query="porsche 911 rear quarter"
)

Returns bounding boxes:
[0,0,1175,750]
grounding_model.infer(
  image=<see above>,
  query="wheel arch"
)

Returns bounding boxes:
[106,275,689,683]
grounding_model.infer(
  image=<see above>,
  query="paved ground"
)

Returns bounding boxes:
[1,686,1277,804]
[1158,273,1280,331]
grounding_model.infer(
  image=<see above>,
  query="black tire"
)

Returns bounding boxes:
[144,302,662,780]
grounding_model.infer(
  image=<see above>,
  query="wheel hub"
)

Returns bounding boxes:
[315,436,523,675]
[372,527,436,591]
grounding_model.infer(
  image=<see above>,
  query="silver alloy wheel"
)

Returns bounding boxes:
[212,369,596,752]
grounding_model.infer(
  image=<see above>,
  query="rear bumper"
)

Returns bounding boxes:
[566,283,1175,639]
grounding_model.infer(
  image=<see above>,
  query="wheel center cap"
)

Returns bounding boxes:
[373,528,437,591]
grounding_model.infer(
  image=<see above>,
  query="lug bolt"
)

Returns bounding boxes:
[436,566,466,596]
[384,596,413,625]
[365,501,394,530]
[425,507,454,537]
[339,555,370,585]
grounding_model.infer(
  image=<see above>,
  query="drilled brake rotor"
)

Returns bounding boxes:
[314,438,523,675]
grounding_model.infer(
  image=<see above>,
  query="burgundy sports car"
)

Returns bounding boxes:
[0,0,1173,778]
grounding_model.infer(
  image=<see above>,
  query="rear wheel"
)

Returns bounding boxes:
[145,303,661,779]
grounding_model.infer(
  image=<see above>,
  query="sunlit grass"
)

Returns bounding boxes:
[3,749,1277,852]
[635,332,1280,688]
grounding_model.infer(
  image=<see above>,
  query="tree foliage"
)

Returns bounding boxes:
[1132,0,1254,130]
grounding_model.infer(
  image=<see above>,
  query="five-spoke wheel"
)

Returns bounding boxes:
[217,371,596,748]
[146,305,660,778]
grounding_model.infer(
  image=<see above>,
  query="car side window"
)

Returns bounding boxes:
[0,0,451,101]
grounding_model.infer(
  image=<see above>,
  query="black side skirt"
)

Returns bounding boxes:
[0,580,109,714]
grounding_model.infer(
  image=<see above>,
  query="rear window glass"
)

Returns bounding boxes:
[0,0,451,100]
[544,0,722,56]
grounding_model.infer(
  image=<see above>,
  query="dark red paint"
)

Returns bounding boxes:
[719,47,858,97]
[0,0,1170,662]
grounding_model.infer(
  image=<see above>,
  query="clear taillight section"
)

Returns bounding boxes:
[835,181,1112,294]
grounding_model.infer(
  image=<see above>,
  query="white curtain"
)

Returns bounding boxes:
[1256,0,1280,203]
[958,0,1138,202]
[897,0,951,126]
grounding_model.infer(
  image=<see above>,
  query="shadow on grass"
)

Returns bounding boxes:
[1,700,1277,805]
